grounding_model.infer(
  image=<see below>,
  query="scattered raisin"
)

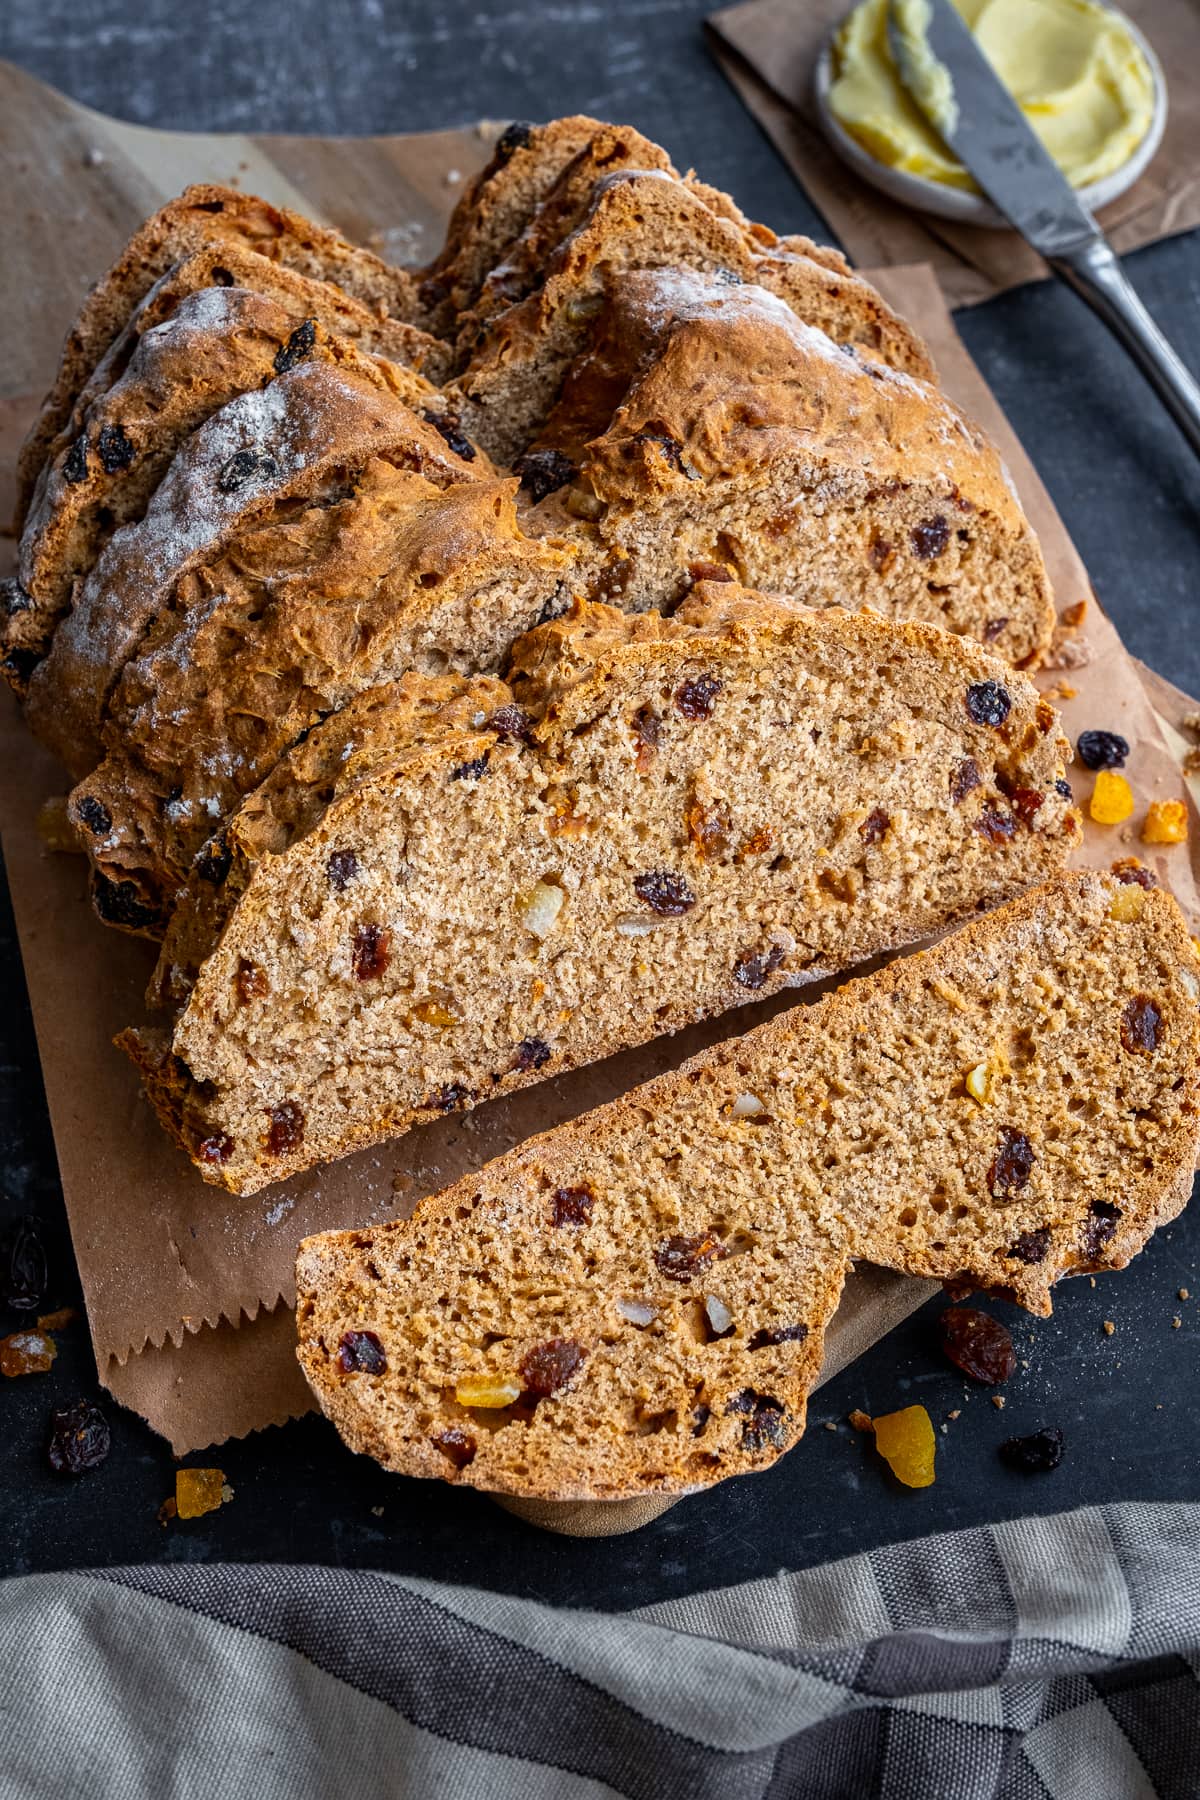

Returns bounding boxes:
[686,561,734,585]
[92,874,161,932]
[513,1036,552,1073]
[513,447,576,502]
[966,682,1011,728]
[74,795,112,836]
[633,431,693,477]
[495,120,535,160]
[748,1322,809,1351]
[1080,1199,1122,1259]
[633,869,695,915]
[236,958,268,1004]
[352,924,391,981]
[1,1218,47,1313]
[216,448,280,493]
[975,807,1017,845]
[1055,778,1073,799]
[1008,1227,1051,1264]
[675,674,722,720]
[1112,858,1155,889]
[725,1389,788,1453]
[732,943,784,990]
[1121,995,1162,1055]
[197,1132,235,1167]
[520,1337,586,1396]
[266,1101,305,1157]
[327,849,359,890]
[489,704,532,742]
[430,1082,471,1113]
[1076,730,1129,770]
[1007,788,1045,828]
[552,1185,594,1227]
[62,435,89,483]
[860,807,889,844]
[983,617,1009,642]
[196,834,232,885]
[273,317,317,374]
[988,1128,1035,1202]
[911,516,949,560]
[999,1426,1063,1473]
[421,408,476,460]
[338,1330,387,1375]
[950,758,982,804]
[632,705,662,770]
[654,1233,721,1282]
[450,754,489,782]
[939,1307,1016,1383]
[46,1400,110,1475]
[434,1426,477,1469]
[96,423,135,473]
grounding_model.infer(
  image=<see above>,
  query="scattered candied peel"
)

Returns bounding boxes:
[171,1468,233,1520]
[1142,800,1188,845]
[0,1329,57,1376]
[1089,770,1134,825]
[871,1405,937,1488]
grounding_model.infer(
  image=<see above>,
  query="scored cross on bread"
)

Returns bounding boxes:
[119,585,1078,1192]
[295,873,1200,1501]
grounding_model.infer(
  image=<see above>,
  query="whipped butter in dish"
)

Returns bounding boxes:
[829,0,1156,192]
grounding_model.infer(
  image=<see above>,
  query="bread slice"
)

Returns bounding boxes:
[119,585,1078,1192]
[14,184,427,528]
[70,471,580,927]
[24,361,489,785]
[416,116,615,330]
[6,288,445,691]
[294,872,1200,1501]
[502,268,1054,668]
[449,173,934,465]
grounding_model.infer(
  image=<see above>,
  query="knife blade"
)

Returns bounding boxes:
[885,0,1200,458]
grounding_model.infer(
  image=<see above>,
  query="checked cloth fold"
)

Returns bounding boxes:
[0,1502,1196,1798]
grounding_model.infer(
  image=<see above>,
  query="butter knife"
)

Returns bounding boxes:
[887,0,1200,457]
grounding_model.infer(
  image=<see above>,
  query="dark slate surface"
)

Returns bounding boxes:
[0,0,1198,1605]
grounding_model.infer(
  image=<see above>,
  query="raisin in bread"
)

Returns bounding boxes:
[295,873,1200,1501]
[70,471,579,926]
[120,585,1078,1193]
[24,360,489,786]
[498,268,1052,668]
[14,183,428,528]
[7,289,445,690]
[447,172,933,465]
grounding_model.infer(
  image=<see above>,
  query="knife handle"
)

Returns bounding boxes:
[1049,239,1200,459]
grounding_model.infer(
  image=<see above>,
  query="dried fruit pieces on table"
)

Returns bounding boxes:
[939,1307,1017,1384]
[46,1400,110,1474]
[0,1329,57,1376]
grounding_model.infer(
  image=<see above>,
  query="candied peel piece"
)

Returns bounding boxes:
[175,1468,232,1519]
[0,1329,57,1376]
[871,1405,936,1488]
[455,1375,522,1408]
[1089,771,1134,825]
[1143,800,1188,845]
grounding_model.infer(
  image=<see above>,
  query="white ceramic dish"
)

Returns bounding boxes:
[813,8,1167,230]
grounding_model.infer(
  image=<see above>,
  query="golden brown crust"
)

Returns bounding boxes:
[295,874,1200,1500]
[24,361,491,782]
[14,183,426,528]
[8,289,445,687]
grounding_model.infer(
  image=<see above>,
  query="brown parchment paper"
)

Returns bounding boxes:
[0,60,1197,1481]
[707,0,1200,307]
